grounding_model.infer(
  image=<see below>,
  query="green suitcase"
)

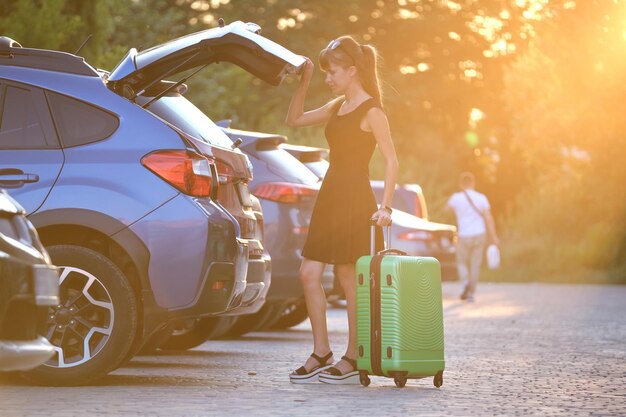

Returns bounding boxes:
[356,224,445,388]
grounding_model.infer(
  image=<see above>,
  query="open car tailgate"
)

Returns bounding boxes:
[108,21,305,94]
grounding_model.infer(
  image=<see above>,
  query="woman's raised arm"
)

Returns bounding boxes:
[285,57,334,128]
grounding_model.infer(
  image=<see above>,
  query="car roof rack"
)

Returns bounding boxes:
[0,36,98,76]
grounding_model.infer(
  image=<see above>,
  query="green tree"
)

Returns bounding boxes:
[500,0,626,280]
[0,0,82,50]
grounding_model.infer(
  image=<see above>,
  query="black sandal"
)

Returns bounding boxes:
[318,356,360,385]
[289,351,334,384]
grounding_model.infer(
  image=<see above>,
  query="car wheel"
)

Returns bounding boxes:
[159,316,237,350]
[22,245,137,386]
[271,301,308,330]
[136,323,176,355]
[223,302,284,337]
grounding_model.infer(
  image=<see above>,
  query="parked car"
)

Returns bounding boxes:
[279,144,329,181]
[1,36,243,384]
[0,21,302,383]
[142,91,335,337]
[0,190,59,373]
[385,210,457,280]
[129,87,273,348]
[282,144,458,280]
[130,81,273,349]
[371,181,429,220]
[280,144,429,219]
[120,24,319,345]
[220,125,337,330]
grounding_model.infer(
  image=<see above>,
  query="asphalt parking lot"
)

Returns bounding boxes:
[1,282,625,417]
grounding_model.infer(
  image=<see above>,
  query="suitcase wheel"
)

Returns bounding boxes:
[393,375,407,388]
[433,371,444,388]
[359,371,371,387]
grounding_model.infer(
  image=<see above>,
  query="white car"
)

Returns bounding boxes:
[280,144,458,280]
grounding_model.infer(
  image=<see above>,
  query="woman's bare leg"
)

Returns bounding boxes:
[327,262,357,373]
[296,258,334,371]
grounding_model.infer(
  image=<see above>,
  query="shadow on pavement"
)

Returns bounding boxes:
[148,349,239,357]
[217,334,305,343]
[126,360,208,369]
[0,372,29,386]
[94,374,210,387]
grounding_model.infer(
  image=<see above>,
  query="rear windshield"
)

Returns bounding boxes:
[305,160,329,179]
[143,95,234,149]
[257,148,320,185]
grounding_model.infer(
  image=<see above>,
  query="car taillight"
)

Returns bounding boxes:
[215,160,235,183]
[415,196,423,218]
[293,226,309,235]
[252,182,318,204]
[141,150,217,198]
[398,230,433,241]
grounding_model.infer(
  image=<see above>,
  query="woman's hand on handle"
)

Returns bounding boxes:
[299,56,314,84]
[285,56,333,128]
[371,209,392,227]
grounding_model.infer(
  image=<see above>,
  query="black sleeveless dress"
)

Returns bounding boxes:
[301,97,384,264]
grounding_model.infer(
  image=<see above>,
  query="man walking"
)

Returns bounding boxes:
[446,172,499,302]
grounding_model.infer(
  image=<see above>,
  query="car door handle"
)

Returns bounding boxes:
[0,173,40,183]
[0,171,40,188]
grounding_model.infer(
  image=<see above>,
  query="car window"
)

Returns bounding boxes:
[0,84,56,149]
[257,149,320,184]
[392,194,412,213]
[46,91,119,148]
[0,217,19,241]
[372,187,412,213]
[0,214,32,246]
[144,95,234,149]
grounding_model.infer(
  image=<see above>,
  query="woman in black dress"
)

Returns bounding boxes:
[286,36,399,384]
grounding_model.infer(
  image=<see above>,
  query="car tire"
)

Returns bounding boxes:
[22,245,138,386]
[271,301,308,330]
[223,302,284,337]
[136,323,176,355]
[159,316,237,350]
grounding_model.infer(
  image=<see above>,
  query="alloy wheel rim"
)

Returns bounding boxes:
[44,266,115,368]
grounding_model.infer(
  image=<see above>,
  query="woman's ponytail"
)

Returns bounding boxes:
[359,44,383,107]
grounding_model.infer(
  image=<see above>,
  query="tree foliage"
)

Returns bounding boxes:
[0,0,82,50]
[500,0,626,278]
[2,0,623,281]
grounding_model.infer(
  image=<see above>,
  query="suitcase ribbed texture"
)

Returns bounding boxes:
[356,254,445,384]
[381,259,444,352]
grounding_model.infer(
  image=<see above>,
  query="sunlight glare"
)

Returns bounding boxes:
[457,304,525,319]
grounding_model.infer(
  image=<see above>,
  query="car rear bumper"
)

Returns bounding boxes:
[0,257,59,371]
[0,258,60,309]
[169,238,249,318]
[0,336,54,371]
[129,195,249,318]
[220,252,272,316]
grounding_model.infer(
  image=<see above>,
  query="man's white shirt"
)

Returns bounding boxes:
[447,189,490,238]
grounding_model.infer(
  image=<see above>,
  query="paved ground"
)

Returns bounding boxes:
[1,282,625,417]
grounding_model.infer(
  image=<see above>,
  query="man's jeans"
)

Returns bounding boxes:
[456,234,487,297]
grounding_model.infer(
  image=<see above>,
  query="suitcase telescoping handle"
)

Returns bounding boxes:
[370,219,407,256]
[370,220,407,256]
[370,219,391,255]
